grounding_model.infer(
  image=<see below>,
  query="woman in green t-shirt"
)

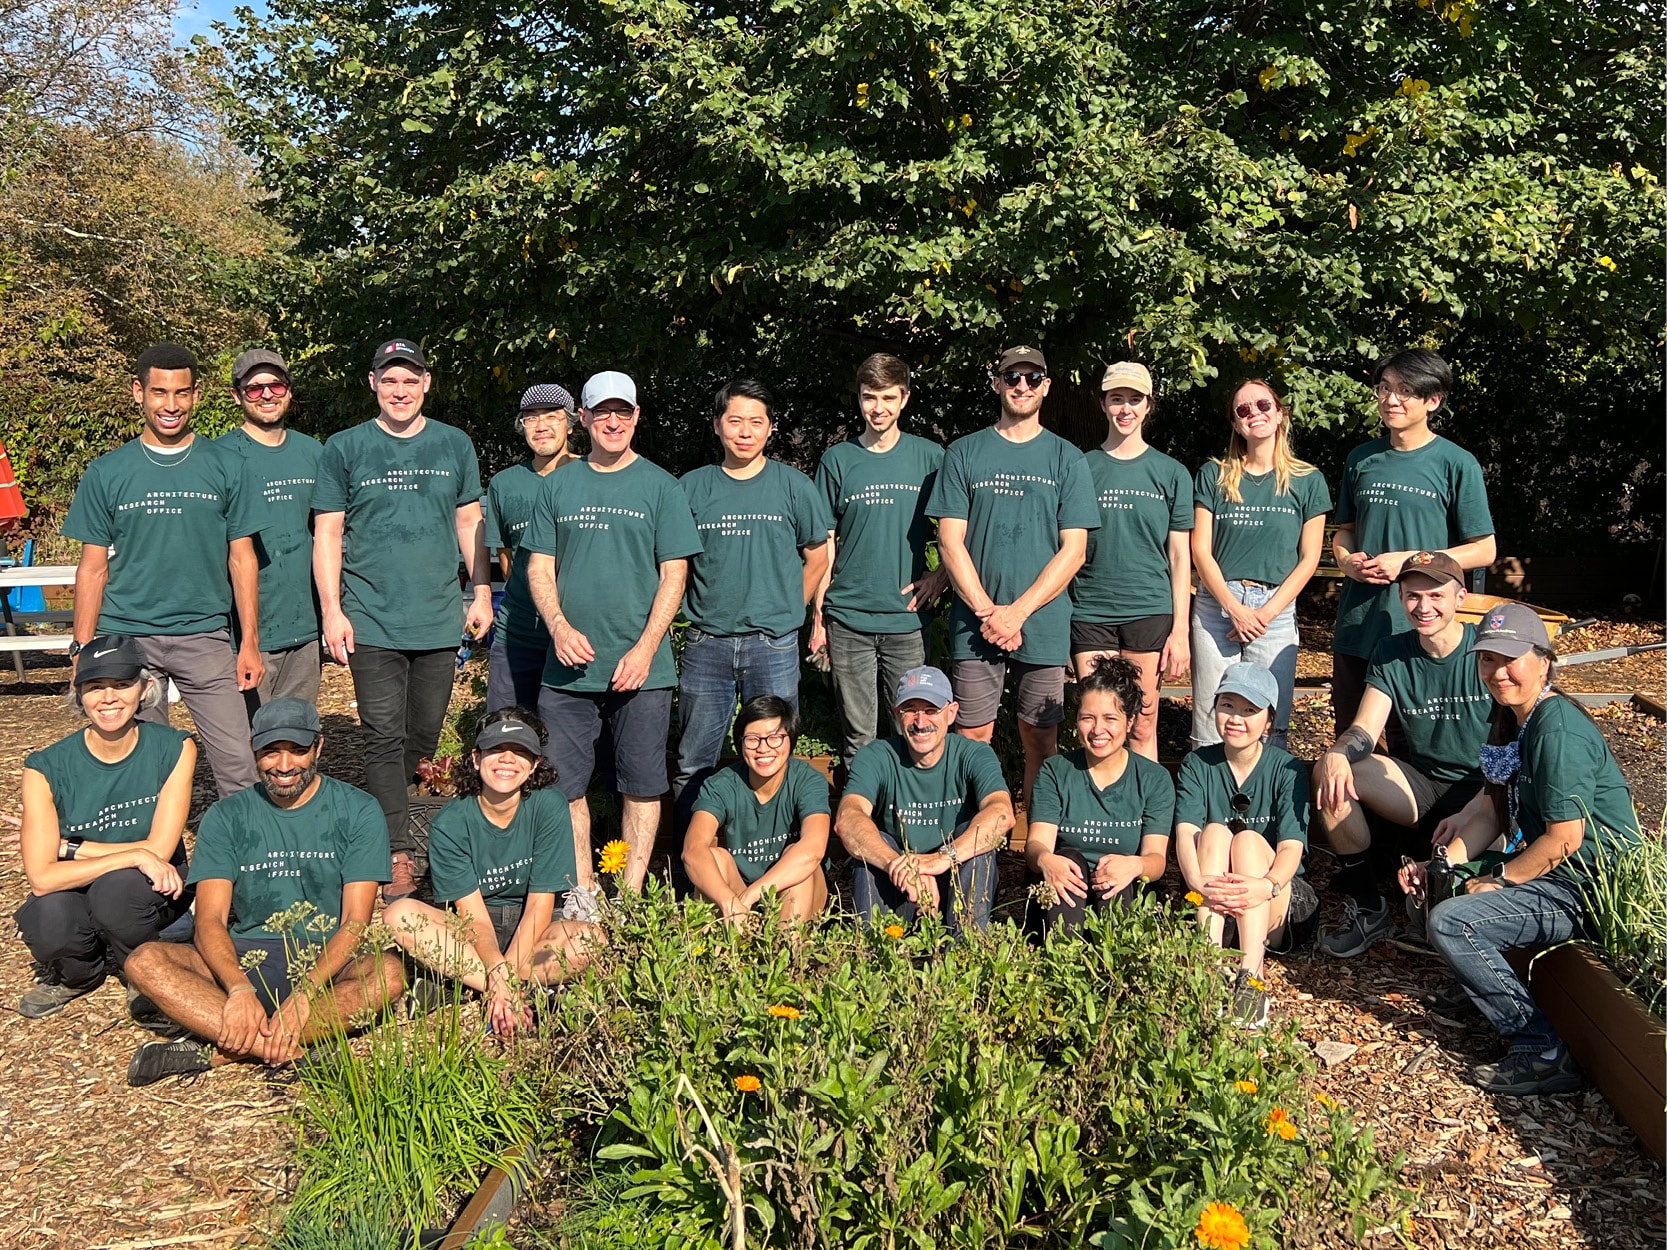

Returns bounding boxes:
[15,636,196,1019]
[683,695,831,923]
[1189,378,1331,751]
[384,707,600,1037]
[1405,602,1641,1096]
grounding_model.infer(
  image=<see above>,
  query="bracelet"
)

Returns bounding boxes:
[945,842,961,868]
[227,984,257,998]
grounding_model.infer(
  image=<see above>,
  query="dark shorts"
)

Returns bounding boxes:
[482,901,524,949]
[232,937,296,1016]
[538,685,672,798]
[951,659,1066,728]
[1391,764,1486,834]
[1071,614,1173,656]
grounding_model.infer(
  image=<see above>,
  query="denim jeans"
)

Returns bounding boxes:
[673,628,801,811]
[826,619,926,766]
[1189,583,1299,750]
[347,645,457,853]
[487,632,549,714]
[850,827,996,936]
[1428,874,1586,1053]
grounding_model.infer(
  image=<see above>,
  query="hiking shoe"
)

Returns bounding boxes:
[407,974,449,1017]
[1317,898,1394,958]
[127,1039,212,1087]
[19,978,101,1019]
[126,985,189,1038]
[1471,1047,1582,1096]
[1230,968,1270,1030]
[1426,981,1483,1029]
[383,852,419,903]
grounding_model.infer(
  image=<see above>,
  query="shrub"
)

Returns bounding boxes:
[1580,830,1667,1018]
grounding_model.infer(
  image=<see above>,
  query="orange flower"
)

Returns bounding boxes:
[1234,1079,1258,1095]
[768,1004,801,1020]
[599,839,628,875]
[1185,891,1205,906]
[1265,1107,1298,1140]
[884,924,905,939]
[1194,1201,1250,1250]
[734,1074,761,1092]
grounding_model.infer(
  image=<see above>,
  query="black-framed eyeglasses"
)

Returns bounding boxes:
[1233,397,1275,421]
[241,381,290,399]
[1228,791,1251,835]
[741,730,790,751]
[999,370,1046,389]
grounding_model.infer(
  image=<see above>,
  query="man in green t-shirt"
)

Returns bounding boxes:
[1331,349,1494,737]
[64,343,263,797]
[526,371,703,892]
[927,345,1100,805]
[1313,552,1493,958]
[218,348,325,712]
[486,382,577,712]
[810,353,948,769]
[311,339,495,901]
[673,378,831,819]
[835,666,1014,933]
[123,698,403,1086]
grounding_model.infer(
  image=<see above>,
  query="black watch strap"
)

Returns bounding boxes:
[67,639,83,658]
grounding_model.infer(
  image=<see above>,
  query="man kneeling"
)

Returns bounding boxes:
[124,699,403,1085]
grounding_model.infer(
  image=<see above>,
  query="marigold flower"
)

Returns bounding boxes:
[1194,1201,1250,1250]
[1185,890,1205,906]
[884,924,905,939]
[768,1004,801,1019]
[1234,1079,1258,1095]
[735,1074,761,1092]
[1265,1107,1298,1140]
[1314,1092,1337,1110]
[599,839,628,875]
[1246,975,1265,992]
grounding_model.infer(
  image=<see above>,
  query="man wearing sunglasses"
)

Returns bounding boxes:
[218,349,325,710]
[927,346,1100,806]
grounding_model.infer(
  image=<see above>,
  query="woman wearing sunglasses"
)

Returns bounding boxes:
[683,695,831,923]
[1174,663,1315,1028]
[1189,379,1330,751]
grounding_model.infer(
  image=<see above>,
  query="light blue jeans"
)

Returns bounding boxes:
[1190,583,1299,750]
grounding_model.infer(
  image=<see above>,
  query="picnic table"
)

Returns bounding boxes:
[0,564,75,680]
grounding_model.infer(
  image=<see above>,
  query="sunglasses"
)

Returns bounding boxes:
[1233,397,1276,420]
[241,381,291,399]
[1228,791,1252,835]
[999,370,1047,389]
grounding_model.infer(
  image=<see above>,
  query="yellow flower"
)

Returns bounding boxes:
[959,113,973,128]
[1398,77,1431,97]
[768,1004,801,1019]
[1341,130,1373,158]
[599,839,628,875]
[1194,1201,1250,1250]
[884,924,905,938]
[735,1074,761,1092]
[1265,1107,1298,1140]
[1246,975,1265,992]
[1597,255,1617,271]
[1235,1079,1258,1095]
[1185,890,1205,906]
[1314,1092,1337,1110]
[1257,65,1278,91]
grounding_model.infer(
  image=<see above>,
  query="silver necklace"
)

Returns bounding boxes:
[139,436,195,468]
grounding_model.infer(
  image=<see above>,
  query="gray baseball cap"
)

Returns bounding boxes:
[250,698,323,752]
[893,665,955,709]
[232,349,289,386]
[1215,663,1280,712]
[1469,601,1553,658]
[581,371,637,409]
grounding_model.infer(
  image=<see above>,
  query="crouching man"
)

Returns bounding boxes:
[123,698,404,1085]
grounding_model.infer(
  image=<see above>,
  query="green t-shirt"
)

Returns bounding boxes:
[522,456,703,692]
[1194,461,1332,587]
[1070,446,1193,626]
[692,757,832,883]
[187,775,392,941]
[486,461,565,649]
[218,428,325,652]
[1518,696,1639,879]
[62,437,259,637]
[815,433,945,634]
[1365,624,1491,782]
[680,460,831,638]
[426,788,578,906]
[845,734,1010,854]
[1332,435,1493,659]
[1029,749,1175,868]
[927,426,1101,665]
[311,418,482,651]
[26,722,190,846]
[1175,744,1309,861]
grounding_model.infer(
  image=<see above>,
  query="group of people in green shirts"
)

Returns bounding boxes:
[8,339,1641,1100]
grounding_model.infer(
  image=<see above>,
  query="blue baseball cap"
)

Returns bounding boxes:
[1214,663,1279,712]
[893,665,955,709]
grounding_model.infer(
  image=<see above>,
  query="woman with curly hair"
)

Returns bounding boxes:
[384,707,599,1035]
[1024,655,1174,933]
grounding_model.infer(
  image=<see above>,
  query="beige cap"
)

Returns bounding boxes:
[1100,362,1154,394]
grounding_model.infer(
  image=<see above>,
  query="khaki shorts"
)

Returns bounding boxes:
[950,659,1066,729]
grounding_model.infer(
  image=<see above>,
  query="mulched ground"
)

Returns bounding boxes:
[0,625,1661,1248]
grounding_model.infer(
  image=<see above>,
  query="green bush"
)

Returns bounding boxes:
[1580,830,1667,1019]
[538,886,1408,1249]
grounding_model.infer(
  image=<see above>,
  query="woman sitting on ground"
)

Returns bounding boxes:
[16,636,195,1019]
[384,707,600,1036]
[1025,655,1174,933]
[1403,603,1641,1096]
[1174,663,1315,1028]
[683,695,831,924]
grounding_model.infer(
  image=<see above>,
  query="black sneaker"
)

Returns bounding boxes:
[1230,968,1270,1029]
[1471,1047,1582,1096]
[126,985,189,1038]
[127,1039,212,1087]
[1426,981,1483,1029]
[19,978,102,1019]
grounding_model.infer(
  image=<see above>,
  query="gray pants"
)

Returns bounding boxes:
[134,631,258,796]
[827,619,926,766]
[244,640,323,717]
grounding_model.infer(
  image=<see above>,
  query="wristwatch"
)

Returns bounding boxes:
[67,640,83,658]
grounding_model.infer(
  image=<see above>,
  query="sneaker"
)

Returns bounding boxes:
[1426,981,1483,1029]
[1470,1047,1582,1096]
[1317,898,1394,958]
[127,1039,212,1087]
[1398,893,1430,948]
[407,974,449,1017]
[126,985,189,1038]
[19,978,101,1019]
[1230,968,1269,1029]
[384,852,419,903]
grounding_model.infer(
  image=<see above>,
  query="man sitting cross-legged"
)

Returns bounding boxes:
[123,698,404,1085]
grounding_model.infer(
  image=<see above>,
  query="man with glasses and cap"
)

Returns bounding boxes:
[311,338,495,902]
[63,343,263,797]
[485,383,578,712]
[927,346,1100,806]
[122,697,402,1086]
[217,348,325,710]
[525,371,702,892]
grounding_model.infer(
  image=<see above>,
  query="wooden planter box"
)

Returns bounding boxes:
[1509,942,1665,1163]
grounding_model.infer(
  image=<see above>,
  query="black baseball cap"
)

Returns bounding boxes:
[250,697,323,752]
[75,636,145,686]
[232,349,290,386]
[371,339,428,373]
[475,718,543,756]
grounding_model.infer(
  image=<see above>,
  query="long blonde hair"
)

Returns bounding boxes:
[1213,378,1317,504]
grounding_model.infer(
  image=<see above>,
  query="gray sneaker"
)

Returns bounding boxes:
[1230,968,1269,1029]
[127,1039,212,1087]
[1317,898,1394,958]
[1471,1047,1582,1096]
[19,979,101,1019]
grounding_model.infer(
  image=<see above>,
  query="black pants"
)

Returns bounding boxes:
[1029,846,1143,936]
[348,645,456,854]
[15,868,192,989]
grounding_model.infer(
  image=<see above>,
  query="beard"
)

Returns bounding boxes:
[263,762,319,800]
